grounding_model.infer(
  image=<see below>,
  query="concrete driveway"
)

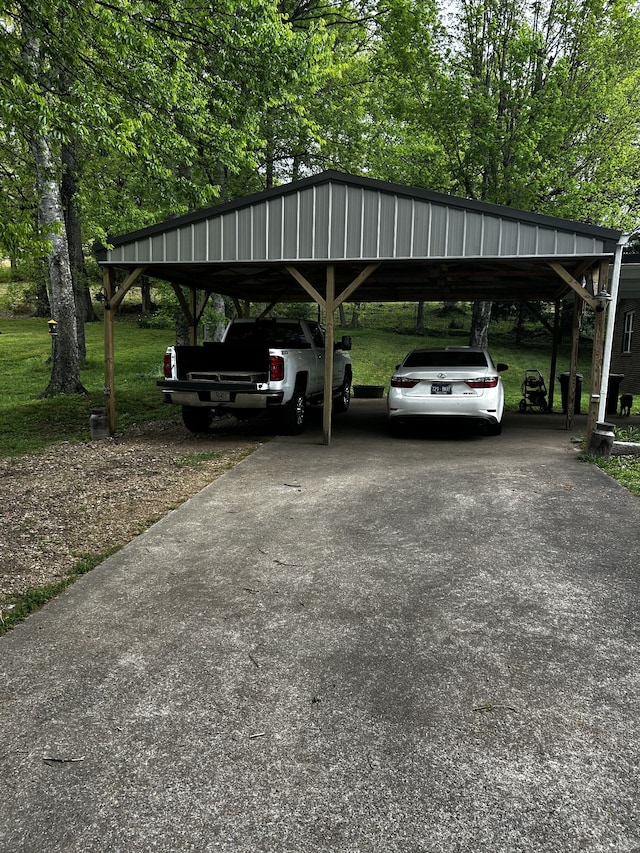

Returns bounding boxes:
[1,401,639,853]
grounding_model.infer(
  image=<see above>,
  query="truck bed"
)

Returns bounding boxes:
[173,341,270,381]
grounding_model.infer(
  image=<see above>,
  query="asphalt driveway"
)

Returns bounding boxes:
[1,402,639,852]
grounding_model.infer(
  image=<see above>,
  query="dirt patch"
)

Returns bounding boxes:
[0,417,264,613]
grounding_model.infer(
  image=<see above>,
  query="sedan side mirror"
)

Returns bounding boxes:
[497,363,509,372]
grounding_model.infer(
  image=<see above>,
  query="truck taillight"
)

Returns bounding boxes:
[269,355,285,382]
[163,353,172,378]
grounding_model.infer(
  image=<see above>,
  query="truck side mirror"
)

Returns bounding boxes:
[336,335,352,351]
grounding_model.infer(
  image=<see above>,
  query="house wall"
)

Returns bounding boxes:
[610,298,640,396]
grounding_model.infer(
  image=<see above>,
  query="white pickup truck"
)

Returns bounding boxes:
[158,318,353,434]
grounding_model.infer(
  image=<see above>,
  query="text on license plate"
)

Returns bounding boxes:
[211,391,230,402]
[431,383,452,395]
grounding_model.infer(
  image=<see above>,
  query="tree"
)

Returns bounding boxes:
[19,18,86,395]
[368,0,640,342]
[1,0,338,393]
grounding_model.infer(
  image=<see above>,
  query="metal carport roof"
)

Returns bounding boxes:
[96,170,620,304]
[95,171,624,444]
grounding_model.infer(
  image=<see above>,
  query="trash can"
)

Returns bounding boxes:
[558,372,583,414]
[606,374,624,415]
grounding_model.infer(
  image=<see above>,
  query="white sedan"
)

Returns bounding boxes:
[387,346,508,436]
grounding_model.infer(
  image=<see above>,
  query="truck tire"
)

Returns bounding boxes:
[182,406,212,433]
[278,388,306,435]
[333,372,352,414]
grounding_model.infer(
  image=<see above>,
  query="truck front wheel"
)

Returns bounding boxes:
[182,405,212,433]
[278,389,306,435]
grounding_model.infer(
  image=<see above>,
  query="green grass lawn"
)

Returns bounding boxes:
[0,316,175,456]
[1,310,594,457]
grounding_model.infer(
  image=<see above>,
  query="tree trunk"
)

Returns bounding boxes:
[34,277,51,318]
[23,28,85,395]
[32,130,86,396]
[211,294,226,341]
[203,294,227,342]
[416,300,426,335]
[61,141,93,364]
[515,303,525,344]
[175,312,190,346]
[469,300,492,348]
[141,281,154,314]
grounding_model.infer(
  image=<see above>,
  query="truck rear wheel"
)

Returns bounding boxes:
[182,406,212,433]
[333,372,352,414]
[277,389,306,435]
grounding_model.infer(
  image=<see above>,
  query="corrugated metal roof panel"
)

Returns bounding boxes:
[99,180,615,266]
[97,172,621,308]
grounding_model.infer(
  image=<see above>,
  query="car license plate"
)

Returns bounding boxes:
[211,391,230,402]
[431,383,452,395]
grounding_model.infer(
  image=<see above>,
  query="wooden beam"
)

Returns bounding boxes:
[334,264,380,308]
[231,298,251,318]
[195,292,210,325]
[171,283,196,328]
[548,262,598,309]
[285,266,326,310]
[188,287,197,345]
[566,294,582,430]
[322,265,336,446]
[100,265,148,435]
[103,267,116,435]
[257,298,282,318]
[109,266,146,311]
[548,299,561,412]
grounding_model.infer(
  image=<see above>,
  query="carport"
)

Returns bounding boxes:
[95,171,624,444]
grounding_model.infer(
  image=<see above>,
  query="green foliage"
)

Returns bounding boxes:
[589,455,640,496]
[368,0,640,225]
[0,545,122,635]
[1,0,347,258]
[614,425,640,443]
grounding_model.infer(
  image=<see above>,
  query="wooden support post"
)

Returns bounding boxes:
[101,265,146,435]
[322,265,336,446]
[548,298,561,412]
[285,262,378,447]
[103,267,116,435]
[189,287,198,346]
[566,296,581,430]
[586,260,610,444]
